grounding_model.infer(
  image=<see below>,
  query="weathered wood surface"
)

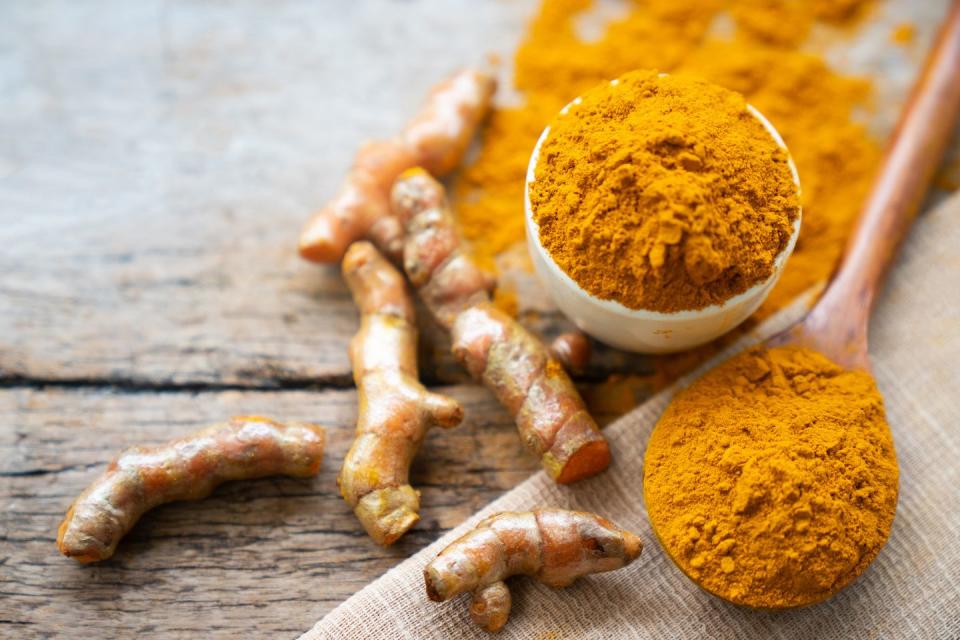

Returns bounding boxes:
[0,386,568,638]
[1,0,957,639]
[0,0,650,389]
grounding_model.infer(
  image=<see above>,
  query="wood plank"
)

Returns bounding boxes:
[1,385,590,638]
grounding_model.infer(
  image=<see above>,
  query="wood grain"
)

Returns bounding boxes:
[0,385,582,638]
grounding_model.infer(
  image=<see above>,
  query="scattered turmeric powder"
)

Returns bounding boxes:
[529,71,800,312]
[934,153,960,191]
[392,169,610,483]
[338,241,464,546]
[730,0,874,47]
[644,346,898,608]
[891,22,917,46]
[424,509,643,632]
[491,285,519,317]
[57,417,326,563]
[455,0,880,320]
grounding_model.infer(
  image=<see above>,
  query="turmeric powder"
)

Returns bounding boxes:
[529,71,800,313]
[455,0,880,320]
[891,22,917,46]
[644,346,898,608]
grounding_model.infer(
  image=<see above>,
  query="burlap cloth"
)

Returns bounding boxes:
[303,192,960,639]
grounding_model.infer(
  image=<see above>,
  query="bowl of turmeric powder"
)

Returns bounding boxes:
[525,71,801,353]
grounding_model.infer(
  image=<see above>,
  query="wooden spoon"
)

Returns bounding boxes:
[644,2,960,610]
[770,0,960,366]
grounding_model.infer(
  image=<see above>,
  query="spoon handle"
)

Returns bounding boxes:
[800,0,960,362]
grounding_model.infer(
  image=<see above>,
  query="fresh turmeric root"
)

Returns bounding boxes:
[298,68,496,264]
[424,509,643,632]
[57,416,326,563]
[338,241,463,545]
[391,169,611,483]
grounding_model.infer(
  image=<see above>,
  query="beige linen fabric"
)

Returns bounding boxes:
[303,193,960,640]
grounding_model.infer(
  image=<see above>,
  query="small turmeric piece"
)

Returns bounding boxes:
[338,241,463,545]
[57,416,326,563]
[391,169,610,483]
[298,68,496,263]
[424,509,643,632]
[549,331,591,373]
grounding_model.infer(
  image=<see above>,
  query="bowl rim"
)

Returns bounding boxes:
[523,79,803,322]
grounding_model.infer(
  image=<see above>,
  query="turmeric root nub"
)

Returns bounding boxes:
[549,331,592,373]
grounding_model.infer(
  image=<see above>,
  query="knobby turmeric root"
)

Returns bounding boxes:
[424,509,643,632]
[391,169,611,483]
[57,416,326,563]
[549,331,592,373]
[299,68,496,264]
[338,241,463,545]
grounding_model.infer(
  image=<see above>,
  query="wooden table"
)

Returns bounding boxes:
[0,3,646,637]
[0,1,952,638]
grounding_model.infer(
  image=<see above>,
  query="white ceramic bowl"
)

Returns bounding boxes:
[525,88,802,354]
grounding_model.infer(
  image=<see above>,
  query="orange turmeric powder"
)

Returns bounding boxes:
[644,346,898,608]
[455,0,880,319]
[891,22,917,46]
[529,71,800,312]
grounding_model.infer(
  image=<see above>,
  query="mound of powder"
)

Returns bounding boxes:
[644,346,898,608]
[528,70,800,313]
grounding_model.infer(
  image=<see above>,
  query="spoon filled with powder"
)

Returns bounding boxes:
[644,3,960,609]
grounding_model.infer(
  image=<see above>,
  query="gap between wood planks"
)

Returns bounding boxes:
[0,368,622,394]
[0,372,354,394]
